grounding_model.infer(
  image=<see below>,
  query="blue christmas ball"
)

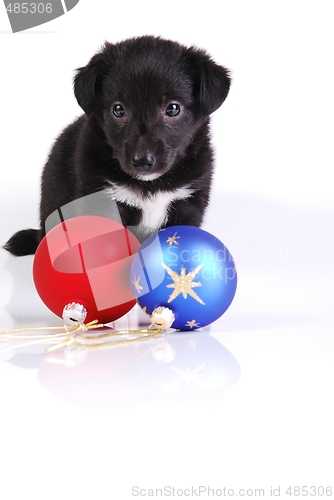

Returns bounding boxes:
[130,226,237,330]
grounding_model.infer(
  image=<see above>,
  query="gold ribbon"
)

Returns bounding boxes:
[0,307,175,354]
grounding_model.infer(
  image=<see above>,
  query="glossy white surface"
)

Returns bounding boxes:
[1,2,333,499]
[1,191,333,498]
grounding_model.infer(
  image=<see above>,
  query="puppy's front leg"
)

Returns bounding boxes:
[166,194,210,228]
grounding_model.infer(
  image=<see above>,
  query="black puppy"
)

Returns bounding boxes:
[4,36,231,255]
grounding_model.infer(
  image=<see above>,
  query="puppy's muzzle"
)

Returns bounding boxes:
[131,153,156,171]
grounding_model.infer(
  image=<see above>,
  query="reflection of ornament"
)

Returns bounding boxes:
[37,330,241,407]
[130,226,238,330]
[143,338,176,363]
[33,216,140,324]
[170,363,206,387]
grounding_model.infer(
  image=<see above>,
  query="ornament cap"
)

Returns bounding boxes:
[150,307,175,330]
[62,303,87,327]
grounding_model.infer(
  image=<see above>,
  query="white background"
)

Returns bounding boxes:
[0,1,333,499]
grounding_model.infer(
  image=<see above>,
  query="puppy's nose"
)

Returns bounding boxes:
[131,153,156,170]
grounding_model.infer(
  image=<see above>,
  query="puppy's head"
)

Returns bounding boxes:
[74,36,231,181]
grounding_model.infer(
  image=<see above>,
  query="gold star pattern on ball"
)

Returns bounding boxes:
[132,275,143,294]
[166,232,180,246]
[186,320,200,329]
[161,263,205,305]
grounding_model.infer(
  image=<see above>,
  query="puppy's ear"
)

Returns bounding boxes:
[186,48,231,116]
[74,43,113,116]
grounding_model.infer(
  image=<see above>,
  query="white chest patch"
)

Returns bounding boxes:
[104,183,195,236]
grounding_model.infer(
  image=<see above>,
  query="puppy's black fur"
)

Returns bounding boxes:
[4,36,231,256]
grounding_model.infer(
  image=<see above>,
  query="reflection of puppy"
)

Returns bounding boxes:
[4,36,231,255]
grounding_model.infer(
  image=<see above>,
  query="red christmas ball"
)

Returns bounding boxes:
[33,216,140,324]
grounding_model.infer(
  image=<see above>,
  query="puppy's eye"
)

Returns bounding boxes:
[166,103,181,117]
[113,104,126,118]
